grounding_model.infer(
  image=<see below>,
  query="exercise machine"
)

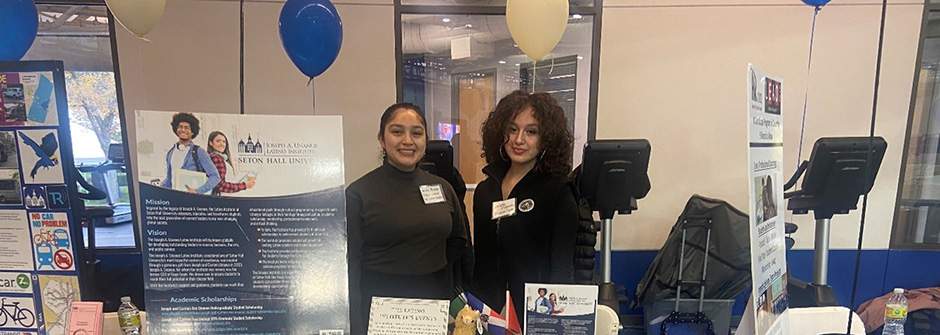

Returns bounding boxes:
[784,137,887,306]
[578,139,652,310]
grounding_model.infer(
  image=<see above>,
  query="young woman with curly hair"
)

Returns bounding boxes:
[472,90,578,327]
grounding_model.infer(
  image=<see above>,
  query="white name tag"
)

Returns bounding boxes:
[419,184,446,204]
[492,198,517,220]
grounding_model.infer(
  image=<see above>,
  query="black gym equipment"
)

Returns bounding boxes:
[578,139,652,310]
[419,140,467,203]
[76,143,132,266]
[784,136,887,307]
[419,140,455,183]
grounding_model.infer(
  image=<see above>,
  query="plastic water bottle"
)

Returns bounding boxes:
[882,288,908,335]
[118,296,142,335]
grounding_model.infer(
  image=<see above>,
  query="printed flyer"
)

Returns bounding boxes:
[0,72,59,127]
[523,283,597,335]
[135,111,348,335]
[745,64,790,335]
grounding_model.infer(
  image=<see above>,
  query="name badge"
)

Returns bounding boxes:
[419,184,446,204]
[492,198,517,220]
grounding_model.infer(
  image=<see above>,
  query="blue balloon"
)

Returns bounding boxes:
[0,0,38,61]
[279,0,343,78]
[801,0,831,6]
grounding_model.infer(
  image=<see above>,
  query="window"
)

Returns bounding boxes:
[397,1,601,224]
[892,8,940,248]
[22,4,136,250]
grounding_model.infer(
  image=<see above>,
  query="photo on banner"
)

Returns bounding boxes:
[0,169,23,207]
[0,131,21,170]
[0,71,59,127]
[135,111,349,335]
[745,64,790,335]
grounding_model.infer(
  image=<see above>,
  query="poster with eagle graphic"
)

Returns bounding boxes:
[16,130,64,185]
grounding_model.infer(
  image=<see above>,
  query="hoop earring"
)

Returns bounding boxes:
[499,146,509,161]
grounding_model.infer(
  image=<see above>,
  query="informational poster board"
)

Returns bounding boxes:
[0,61,85,335]
[524,283,597,335]
[745,64,790,335]
[135,111,348,335]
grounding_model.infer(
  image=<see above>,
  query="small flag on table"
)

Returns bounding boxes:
[449,290,521,335]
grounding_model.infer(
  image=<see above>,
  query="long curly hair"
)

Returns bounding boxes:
[480,90,573,176]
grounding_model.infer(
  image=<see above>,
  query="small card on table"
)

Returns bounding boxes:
[368,297,449,335]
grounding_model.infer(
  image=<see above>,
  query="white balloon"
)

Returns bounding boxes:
[105,0,166,38]
[506,0,569,61]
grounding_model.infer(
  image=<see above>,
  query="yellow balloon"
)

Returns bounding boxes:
[506,0,569,61]
[105,0,166,38]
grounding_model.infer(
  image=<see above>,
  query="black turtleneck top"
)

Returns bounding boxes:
[346,162,469,334]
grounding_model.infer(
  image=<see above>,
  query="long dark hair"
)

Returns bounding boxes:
[480,90,573,176]
[207,131,233,167]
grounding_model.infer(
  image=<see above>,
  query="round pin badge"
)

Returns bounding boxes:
[519,198,535,212]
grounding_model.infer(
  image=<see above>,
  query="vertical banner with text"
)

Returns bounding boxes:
[746,65,790,335]
[135,111,348,335]
[0,61,84,335]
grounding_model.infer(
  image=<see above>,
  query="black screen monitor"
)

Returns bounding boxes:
[801,136,887,197]
[578,139,651,219]
[788,136,888,218]
[419,140,455,184]
[108,143,125,164]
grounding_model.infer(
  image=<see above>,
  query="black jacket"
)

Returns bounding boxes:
[472,162,579,320]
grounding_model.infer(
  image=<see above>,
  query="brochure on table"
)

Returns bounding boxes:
[135,111,348,335]
[745,64,790,335]
[524,283,598,335]
[67,301,103,335]
[0,61,86,335]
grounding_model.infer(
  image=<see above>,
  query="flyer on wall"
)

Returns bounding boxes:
[745,65,790,335]
[0,62,83,335]
[135,111,348,335]
[523,283,597,335]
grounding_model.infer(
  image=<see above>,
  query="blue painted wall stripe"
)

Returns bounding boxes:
[608,249,940,316]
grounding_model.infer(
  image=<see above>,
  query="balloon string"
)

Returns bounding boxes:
[530,58,536,93]
[796,6,819,169]
[137,43,149,109]
[548,57,555,78]
[240,0,246,115]
[310,77,316,115]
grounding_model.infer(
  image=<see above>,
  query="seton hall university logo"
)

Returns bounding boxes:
[238,134,263,154]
